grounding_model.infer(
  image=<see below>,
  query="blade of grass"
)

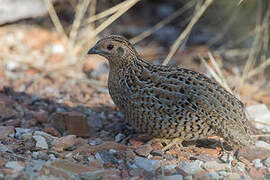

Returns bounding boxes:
[129,0,196,44]
[79,0,140,56]
[162,0,213,65]
[208,52,232,93]
[70,0,91,44]
[200,56,232,94]
[44,0,67,39]
[84,0,136,25]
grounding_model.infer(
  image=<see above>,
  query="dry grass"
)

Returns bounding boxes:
[162,0,213,65]
[201,52,233,94]
[129,0,196,44]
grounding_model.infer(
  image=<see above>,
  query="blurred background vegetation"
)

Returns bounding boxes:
[0,0,270,106]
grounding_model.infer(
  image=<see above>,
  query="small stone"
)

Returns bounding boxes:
[52,111,92,137]
[246,104,270,132]
[163,164,177,174]
[15,128,33,140]
[80,169,120,180]
[218,171,228,178]
[249,167,264,179]
[203,161,230,171]
[252,159,264,169]
[48,154,57,160]
[164,174,183,180]
[52,135,76,152]
[88,138,102,146]
[0,126,14,140]
[33,110,49,123]
[220,152,234,164]
[87,156,95,162]
[180,161,203,175]
[95,150,119,165]
[115,133,125,142]
[206,172,219,180]
[109,149,117,154]
[134,144,153,157]
[44,126,61,137]
[263,157,270,167]
[32,151,49,160]
[235,162,246,172]
[256,141,270,150]
[5,161,25,171]
[40,160,104,179]
[264,173,270,180]
[0,144,9,152]
[134,156,161,172]
[34,131,57,143]
[224,173,241,180]
[237,146,270,161]
[33,135,48,150]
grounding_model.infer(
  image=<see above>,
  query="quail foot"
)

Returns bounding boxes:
[88,35,253,151]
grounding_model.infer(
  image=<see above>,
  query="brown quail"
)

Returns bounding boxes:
[88,35,253,150]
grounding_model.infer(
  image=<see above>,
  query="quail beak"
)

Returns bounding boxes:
[88,45,102,55]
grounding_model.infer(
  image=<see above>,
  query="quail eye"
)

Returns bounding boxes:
[107,44,114,50]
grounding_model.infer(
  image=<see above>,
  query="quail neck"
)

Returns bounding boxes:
[88,35,253,148]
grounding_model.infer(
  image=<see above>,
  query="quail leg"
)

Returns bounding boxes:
[148,138,184,151]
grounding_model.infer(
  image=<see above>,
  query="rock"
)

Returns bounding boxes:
[33,110,49,123]
[134,144,153,157]
[24,160,47,180]
[163,164,177,175]
[115,133,125,142]
[48,154,57,160]
[224,173,241,180]
[0,0,48,25]
[34,131,57,143]
[249,167,265,179]
[220,152,234,164]
[88,138,102,146]
[164,174,183,180]
[265,173,270,180]
[237,146,270,161]
[235,162,246,172]
[44,126,61,137]
[203,161,230,171]
[218,171,228,178]
[15,128,33,140]
[0,95,17,119]
[95,150,119,165]
[33,135,49,150]
[134,156,161,172]
[252,159,264,169]
[52,111,92,137]
[0,144,9,152]
[79,169,120,180]
[246,104,270,132]
[263,157,270,167]
[52,135,76,152]
[0,126,14,140]
[206,172,219,180]
[32,151,49,160]
[256,141,270,150]
[179,160,203,175]
[40,160,111,179]
[4,161,25,171]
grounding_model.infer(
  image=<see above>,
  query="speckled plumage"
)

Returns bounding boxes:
[88,35,253,147]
